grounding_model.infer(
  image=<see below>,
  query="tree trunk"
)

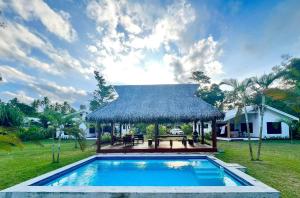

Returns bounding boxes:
[56,129,62,163]
[74,139,78,149]
[256,95,265,160]
[244,104,254,160]
[52,128,55,163]
[96,122,101,153]
[154,123,159,149]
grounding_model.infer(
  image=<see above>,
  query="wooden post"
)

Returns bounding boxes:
[212,119,217,149]
[111,122,114,145]
[96,122,101,153]
[154,123,159,149]
[119,123,122,138]
[201,121,205,144]
[193,121,197,133]
[227,122,231,138]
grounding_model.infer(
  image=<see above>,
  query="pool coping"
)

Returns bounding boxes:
[0,154,279,197]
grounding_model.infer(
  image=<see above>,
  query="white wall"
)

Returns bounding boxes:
[226,109,291,138]
[261,109,290,138]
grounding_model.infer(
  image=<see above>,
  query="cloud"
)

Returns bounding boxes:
[0,66,88,104]
[0,65,35,83]
[0,20,92,77]
[8,0,77,42]
[2,91,34,104]
[85,0,211,84]
[164,36,223,82]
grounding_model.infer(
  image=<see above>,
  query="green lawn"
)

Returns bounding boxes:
[1,140,299,198]
[216,140,300,198]
[0,140,96,190]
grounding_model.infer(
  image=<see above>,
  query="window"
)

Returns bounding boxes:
[89,127,95,134]
[267,122,281,134]
[203,124,209,128]
[123,125,126,130]
[240,123,253,133]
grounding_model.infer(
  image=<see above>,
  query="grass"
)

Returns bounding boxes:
[1,139,299,198]
[0,139,96,190]
[216,140,300,198]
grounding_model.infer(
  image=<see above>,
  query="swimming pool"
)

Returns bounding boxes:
[1,155,279,198]
[33,156,247,186]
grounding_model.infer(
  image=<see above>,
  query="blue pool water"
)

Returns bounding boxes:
[39,157,247,186]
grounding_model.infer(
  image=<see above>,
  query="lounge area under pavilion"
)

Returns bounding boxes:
[87,84,224,153]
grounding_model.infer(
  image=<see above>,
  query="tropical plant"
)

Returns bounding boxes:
[252,73,280,160]
[0,102,23,127]
[64,115,87,151]
[41,97,50,110]
[265,58,300,139]
[220,78,255,160]
[44,111,87,163]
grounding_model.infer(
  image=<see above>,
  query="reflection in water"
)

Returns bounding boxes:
[164,161,190,169]
[135,161,146,169]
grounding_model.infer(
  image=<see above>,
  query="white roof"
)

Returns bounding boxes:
[224,105,299,121]
[224,106,256,121]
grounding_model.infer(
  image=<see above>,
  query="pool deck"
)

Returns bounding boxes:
[98,140,217,153]
[0,154,279,198]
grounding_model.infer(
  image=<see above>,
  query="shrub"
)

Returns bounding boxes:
[204,131,212,140]
[146,124,154,139]
[181,123,193,136]
[101,134,111,143]
[17,126,51,141]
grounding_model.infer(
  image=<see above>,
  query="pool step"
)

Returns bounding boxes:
[193,167,224,181]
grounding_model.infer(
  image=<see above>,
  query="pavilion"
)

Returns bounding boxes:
[87,84,224,153]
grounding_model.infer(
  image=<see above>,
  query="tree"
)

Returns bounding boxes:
[191,71,211,86]
[252,73,280,160]
[198,84,225,108]
[90,71,115,111]
[31,99,41,112]
[9,98,36,116]
[191,70,225,108]
[0,102,23,127]
[41,97,50,110]
[265,58,300,139]
[220,78,255,160]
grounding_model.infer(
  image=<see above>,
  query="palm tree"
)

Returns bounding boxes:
[220,78,255,160]
[41,97,50,110]
[252,73,280,160]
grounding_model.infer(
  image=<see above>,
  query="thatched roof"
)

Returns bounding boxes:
[87,84,224,123]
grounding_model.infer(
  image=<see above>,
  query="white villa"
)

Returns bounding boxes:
[219,105,298,139]
[192,105,298,140]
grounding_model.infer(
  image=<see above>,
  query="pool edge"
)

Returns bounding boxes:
[0,154,280,198]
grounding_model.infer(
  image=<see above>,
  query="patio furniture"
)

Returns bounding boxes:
[134,134,144,144]
[188,138,194,147]
[112,135,123,145]
[193,131,199,143]
[148,139,152,146]
[123,135,134,146]
[182,137,187,148]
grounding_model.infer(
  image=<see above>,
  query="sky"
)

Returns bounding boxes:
[0,0,300,108]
